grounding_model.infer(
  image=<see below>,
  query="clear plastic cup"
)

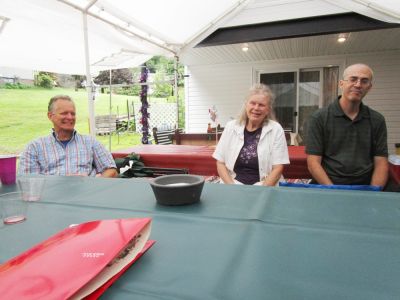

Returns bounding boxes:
[17,177,46,201]
[0,192,27,224]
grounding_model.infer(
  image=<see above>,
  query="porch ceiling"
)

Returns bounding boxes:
[180,27,400,66]
[197,13,400,47]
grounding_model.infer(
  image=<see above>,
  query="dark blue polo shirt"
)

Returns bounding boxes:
[306,98,388,185]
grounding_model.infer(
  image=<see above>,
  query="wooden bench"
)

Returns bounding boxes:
[95,115,117,135]
[153,128,183,145]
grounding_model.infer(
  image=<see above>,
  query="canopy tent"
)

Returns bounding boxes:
[1,0,400,134]
[3,0,399,73]
[0,0,246,74]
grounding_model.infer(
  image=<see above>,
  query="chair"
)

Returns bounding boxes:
[152,127,176,145]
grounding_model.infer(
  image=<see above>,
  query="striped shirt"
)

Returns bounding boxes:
[18,130,116,176]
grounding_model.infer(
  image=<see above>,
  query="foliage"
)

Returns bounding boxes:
[177,89,185,129]
[152,71,173,97]
[1,82,31,89]
[116,120,136,132]
[130,56,184,97]
[94,68,133,85]
[113,85,141,96]
[146,55,185,87]
[35,72,56,89]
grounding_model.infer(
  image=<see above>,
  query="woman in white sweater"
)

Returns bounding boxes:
[213,84,289,186]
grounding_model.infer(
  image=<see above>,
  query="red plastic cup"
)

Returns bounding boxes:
[0,155,17,185]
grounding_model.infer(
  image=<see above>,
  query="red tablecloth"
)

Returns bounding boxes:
[389,164,400,185]
[285,146,310,179]
[113,145,310,178]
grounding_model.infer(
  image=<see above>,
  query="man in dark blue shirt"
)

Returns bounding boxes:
[306,64,388,187]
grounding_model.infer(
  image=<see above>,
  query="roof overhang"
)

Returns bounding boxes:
[197,12,400,47]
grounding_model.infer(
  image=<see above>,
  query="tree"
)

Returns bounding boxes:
[94,68,133,85]
[35,72,57,89]
[146,56,184,86]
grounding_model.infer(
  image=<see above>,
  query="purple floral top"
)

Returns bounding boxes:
[234,127,262,184]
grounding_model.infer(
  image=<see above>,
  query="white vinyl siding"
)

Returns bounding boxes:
[185,50,400,154]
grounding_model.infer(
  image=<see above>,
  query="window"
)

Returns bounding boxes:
[259,66,339,143]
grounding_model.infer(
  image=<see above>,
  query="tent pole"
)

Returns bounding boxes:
[82,11,95,137]
[174,56,179,129]
[109,69,112,151]
[59,0,176,55]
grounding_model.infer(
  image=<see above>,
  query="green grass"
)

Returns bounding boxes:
[0,87,146,154]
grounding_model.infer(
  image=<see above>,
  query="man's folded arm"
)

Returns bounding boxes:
[307,154,333,185]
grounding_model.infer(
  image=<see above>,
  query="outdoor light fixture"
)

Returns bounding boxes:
[337,33,349,43]
[242,43,249,52]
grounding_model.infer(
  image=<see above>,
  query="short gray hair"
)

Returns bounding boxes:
[343,63,374,81]
[48,95,74,112]
[238,83,276,125]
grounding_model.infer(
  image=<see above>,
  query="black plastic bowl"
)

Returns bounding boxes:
[149,174,205,205]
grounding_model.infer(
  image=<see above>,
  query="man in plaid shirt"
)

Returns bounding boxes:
[18,95,118,177]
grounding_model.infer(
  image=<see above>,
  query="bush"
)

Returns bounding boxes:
[117,120,136,132]
[114,86,141,96]
[2,82,31,89]
[152,71,173,97]
[36,73,55,89]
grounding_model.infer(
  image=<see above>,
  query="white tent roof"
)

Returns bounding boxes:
[0,0,242,74]
[1,0,400,74]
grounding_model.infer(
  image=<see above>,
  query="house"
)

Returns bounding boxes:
[0,66,34,85]
[180,1,400,154]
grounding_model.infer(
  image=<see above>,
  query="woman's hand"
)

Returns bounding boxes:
[216,161,235,184]
[262,164,284,186]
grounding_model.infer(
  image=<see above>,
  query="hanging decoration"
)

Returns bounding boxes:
[209,105,217,123]
[139,65,150,144]
[208,105,218,144]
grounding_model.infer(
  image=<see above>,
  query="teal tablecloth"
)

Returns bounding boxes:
[1,176,400,300]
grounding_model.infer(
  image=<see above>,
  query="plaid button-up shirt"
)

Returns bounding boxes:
[18,130,116,176]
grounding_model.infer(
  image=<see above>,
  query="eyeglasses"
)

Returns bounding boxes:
[342,76,371,86]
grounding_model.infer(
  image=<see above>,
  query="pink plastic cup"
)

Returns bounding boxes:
[0,155,17,185]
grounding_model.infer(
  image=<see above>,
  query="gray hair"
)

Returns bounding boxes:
[238,83,276,125]
[48,95,74,112]
[343,63,374,82]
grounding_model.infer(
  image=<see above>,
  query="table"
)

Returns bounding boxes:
[172,132,223,146]
[113,145,311,178]
[1,177,399,299]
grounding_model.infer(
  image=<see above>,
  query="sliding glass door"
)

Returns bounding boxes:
[259,66,338,144]
[298,69,321,140]
[260,72,296,132]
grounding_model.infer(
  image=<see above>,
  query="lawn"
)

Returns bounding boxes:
[0,87,146,154]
